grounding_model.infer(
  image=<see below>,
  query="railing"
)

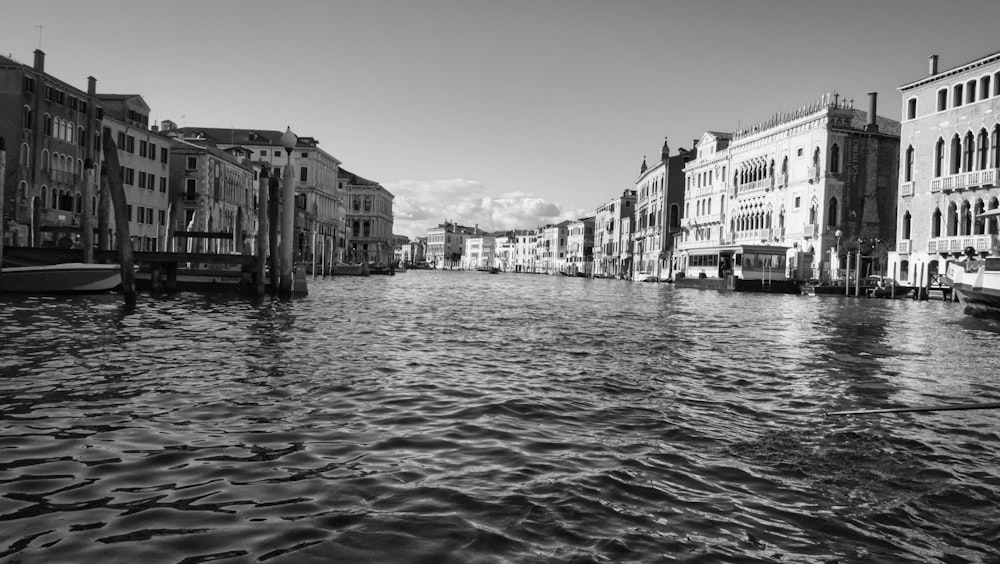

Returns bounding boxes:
[900,181,914,197]
[802,223,819,238]
[807,166,821,182]
[932,168,998,193]
[927,234,999,254]
[733,228,773,242]
[897,239,911,253]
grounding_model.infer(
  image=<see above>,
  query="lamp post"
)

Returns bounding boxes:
[834,229,842,280]
[279,127,297,296]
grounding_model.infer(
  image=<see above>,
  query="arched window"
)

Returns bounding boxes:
[950,134,961,174]
[931,208,942,238]
[22,105,32,129]
[20,143,30,167]
[41,186,49,208]
[994,125,1000,168]
[363,221,371,237]
[75,192,83,213]
[43,113,52,136]
[352,220,360,236]
[904,146,914,182]
[670,204,679,227]
[974,199,986,235]
[978,129,989,170]
[963,131,975,172]
[809,203,817,225]
[41,149,49,172]
[947,202,958,236]
[960,200,972,236]
[935,138,945,177]
[829,144,840,173]
[902,211,911,240]
[988,197,1000,235]
[827,197,838,226]
[51,186,58,208]
[67,122,74,144]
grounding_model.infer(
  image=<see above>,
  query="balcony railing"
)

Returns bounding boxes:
[802,223,820,238]
[897,239,911,253]
[931,168,998,193]
[900,181,914,197]
[927,234,999,254]
[807,166,821,183]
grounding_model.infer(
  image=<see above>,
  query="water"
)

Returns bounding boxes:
[2,271,1000,563]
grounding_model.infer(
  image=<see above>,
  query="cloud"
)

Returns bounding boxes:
[384,179,589,239]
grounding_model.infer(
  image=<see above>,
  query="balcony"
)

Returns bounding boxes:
[927,234,999,255]
[932,168,998,193]
[802,223,820,238]
[897,239,911,253]
[900,181,914,197]
[733,228,774,243]
[807,166,821,183]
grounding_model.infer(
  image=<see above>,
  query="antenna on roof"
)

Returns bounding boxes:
[35,25,43,49]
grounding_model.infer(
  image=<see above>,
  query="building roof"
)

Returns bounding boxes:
[900,50,1000,91]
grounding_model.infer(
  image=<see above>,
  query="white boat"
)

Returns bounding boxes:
[945,209,1000,318]
[946,256,1000,318]
[0,263,123,293]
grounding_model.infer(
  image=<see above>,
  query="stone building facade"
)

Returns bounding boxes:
[592,189,636,279]
[889,53,1000,286]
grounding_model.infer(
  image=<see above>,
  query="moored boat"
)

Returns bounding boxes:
[946,253,1000,319]
[0,263,122,293]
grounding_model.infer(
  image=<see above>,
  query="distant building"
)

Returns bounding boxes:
[163,125,345,264]
[537,220,570,274]
[592,189,636,278]
[0,49,101,248]
[511,229,538,273]
[889,53,1000,287]
[97,94,173,251]
[425,221,480,269]
[566,216,595,276]
[633,138,692,280]
[339,168,394,264]
[678,92,900,283]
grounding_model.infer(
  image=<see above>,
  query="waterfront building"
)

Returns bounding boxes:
[340,168,394,264]
[97,94,172,251]
[511,229,538,273]
[566,216,595,276]
[164,126,345,264]
[592,189,636,279]
[391,234,410,265]
[537,220,570,274]
[0,49,101,248]
[889,53,1000,287]
[425,221,479,269]
[166,136,256,254]
[462,233,494,270]
[677,92,900,283]
[494,231,516,272]
[633,138,691,281]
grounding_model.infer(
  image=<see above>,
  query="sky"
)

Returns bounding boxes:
[5,0,1000,238]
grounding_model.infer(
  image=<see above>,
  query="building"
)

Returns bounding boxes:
[566,216,595,276]
[592,189,636,279]
[889,53,1000,287]
[425,221,480,269]
[462,233,497,270]
[166,136,257,254]
[633,138,691,281]
[511,229,538,273]
[97,94,172,251]
[164,126,345,264]
[537,220,570,274]
[677,92,900,285]
[1,49,101,248]
[340,168,394,264]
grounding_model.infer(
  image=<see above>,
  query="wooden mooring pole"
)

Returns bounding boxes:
[0,137,6,283]
[101,130,137,307]
[256,167,269,296]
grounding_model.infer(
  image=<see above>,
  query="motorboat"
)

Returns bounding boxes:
[946,254,1000,318]
[0,263,122,293]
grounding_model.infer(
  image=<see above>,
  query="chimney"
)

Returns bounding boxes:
[33,49,45,72]
[87,76,96,96]
[929,55,939,76]
[865,92,878,133]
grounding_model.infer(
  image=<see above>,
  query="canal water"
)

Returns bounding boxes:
[2,271,999,563]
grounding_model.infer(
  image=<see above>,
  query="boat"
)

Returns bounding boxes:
[945,251,1000,319]
[0,263,122,293]
[865,276,915,299]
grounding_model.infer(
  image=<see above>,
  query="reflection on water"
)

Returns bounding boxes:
[2,271,1000,563]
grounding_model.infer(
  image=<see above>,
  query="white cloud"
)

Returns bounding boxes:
[384,179,589,239]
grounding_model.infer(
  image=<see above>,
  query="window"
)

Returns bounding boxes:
[117,131,126,148]
[954,84,963,107]
[950,134,961,174]
[796,148,803,157]
[963,131,974,172]
[828,198,838,226]
[161,148,169,164]
[902,211,911,239]
[23,75,34,93]
[22,105,32,129]
[149,143,156,160]
[794,196,801,209]
[186,156,197,170]
[160,178,167,193]
[904,146,914,182]
[981,76,991,100]
[935,138,945,177]
[937,88,948,111]
[906,97,917,120]
[44,113,53,136]
[139,140,148,157]
[301,152,308,158]
[126,135,135,153]
[978,129,989,170]
[967,80,977,104]
[829,143,840,173]
[273,150,281,157]
[299,166,308,182]
[185,178,197,199]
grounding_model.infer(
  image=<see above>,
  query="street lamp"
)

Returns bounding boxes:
[834,229,842,279]
[279,126,297,296]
